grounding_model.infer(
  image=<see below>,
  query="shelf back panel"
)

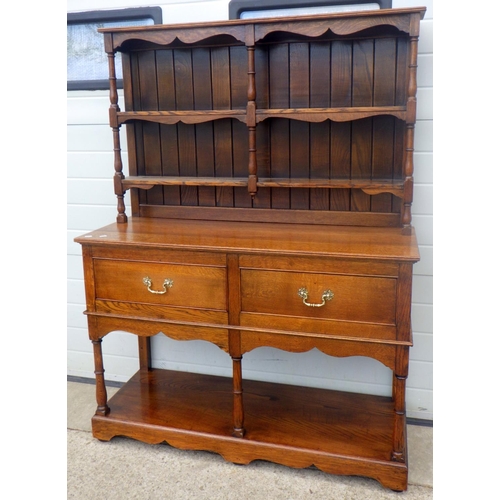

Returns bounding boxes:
[128,116,403,218]
[123,45,248,113]
[255,35,408,109]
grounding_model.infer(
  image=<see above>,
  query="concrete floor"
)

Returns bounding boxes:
[68,380,433,499]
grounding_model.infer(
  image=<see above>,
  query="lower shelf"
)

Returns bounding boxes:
[92,369,408,491]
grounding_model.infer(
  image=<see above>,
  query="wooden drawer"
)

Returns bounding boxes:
[93,259,227,311]
[240,265,397,340]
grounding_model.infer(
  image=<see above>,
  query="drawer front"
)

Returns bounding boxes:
[240,269,396,325]
[94,259,227,310]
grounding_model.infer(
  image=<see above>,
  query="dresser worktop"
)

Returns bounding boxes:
[76,218,420,262]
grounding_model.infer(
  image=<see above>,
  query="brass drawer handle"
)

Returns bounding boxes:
[298,287,334,308]
[143,276,174,294]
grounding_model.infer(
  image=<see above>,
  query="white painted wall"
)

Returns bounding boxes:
[67,0,433,420]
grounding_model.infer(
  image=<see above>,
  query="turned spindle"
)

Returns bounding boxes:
[402,34,419,235]
[106,46,127,223]
[246,29,257,198]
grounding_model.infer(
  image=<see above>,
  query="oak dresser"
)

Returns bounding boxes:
[76,6,425,491]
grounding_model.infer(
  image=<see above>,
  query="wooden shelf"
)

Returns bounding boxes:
[92,368,408,490]
[122,176,248,190]
[116,106,407,127]
[117,110,247,126]
[257,178,404,196]
[123,176,404,197]
[256,106,407,123]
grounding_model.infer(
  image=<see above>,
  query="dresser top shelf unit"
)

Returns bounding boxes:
[99,6,425,232]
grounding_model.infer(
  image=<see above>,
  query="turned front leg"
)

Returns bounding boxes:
[227,254,244,437]
[232,356,245,438]
[92,339,110,416]
[391,345,409,462]
[391,373,407,462]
